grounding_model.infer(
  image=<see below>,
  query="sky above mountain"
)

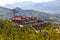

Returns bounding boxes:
[0,0,60,14]
[0,0,55,6]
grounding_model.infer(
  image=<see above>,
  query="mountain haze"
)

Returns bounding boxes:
[4,0,60,14]
[0,7,49,19]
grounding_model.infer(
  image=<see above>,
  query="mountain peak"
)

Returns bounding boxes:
[14,7,22,11]
[15,7,22,9]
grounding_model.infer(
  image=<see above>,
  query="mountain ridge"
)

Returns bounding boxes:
[0,6,49,20]
[0,6,60,24]
[4,0,60,14]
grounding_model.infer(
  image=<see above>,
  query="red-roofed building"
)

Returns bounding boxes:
[12,16,23,20]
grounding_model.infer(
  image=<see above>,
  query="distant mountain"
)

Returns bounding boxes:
[0,6,60,24]
[0,6,11,19]
[4,0,60,14]
[0,7,50,19]
[8,7,50,19]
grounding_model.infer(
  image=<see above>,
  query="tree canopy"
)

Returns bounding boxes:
[0,20,60,40]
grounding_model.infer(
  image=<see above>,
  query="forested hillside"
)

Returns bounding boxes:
[0,20,60,40]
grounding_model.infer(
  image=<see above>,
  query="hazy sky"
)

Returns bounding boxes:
[0,0,55,6]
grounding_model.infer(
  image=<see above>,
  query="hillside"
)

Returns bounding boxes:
[0,7,50,19]
[0,6,11,19]
[0,6,60,24]
[0,19,60,40]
